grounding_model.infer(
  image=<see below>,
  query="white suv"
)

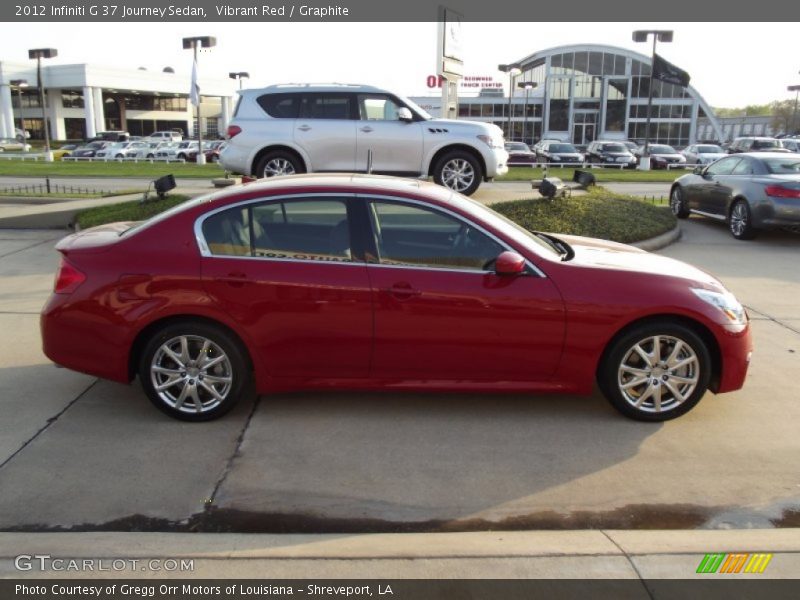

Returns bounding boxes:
[220,84,508,195]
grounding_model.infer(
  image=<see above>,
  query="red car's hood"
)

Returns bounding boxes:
[554,234,721,288]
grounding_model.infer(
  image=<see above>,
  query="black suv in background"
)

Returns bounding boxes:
[727,137,789,154]
[585,140,637,167]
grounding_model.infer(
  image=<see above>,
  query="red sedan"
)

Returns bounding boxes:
[41,175,752,422]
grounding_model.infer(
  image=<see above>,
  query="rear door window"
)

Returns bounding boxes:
[299,93,354,120]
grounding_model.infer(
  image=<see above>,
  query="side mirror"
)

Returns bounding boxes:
[494,251,526,276]
[693,166,704,175]
[397,107,414,122]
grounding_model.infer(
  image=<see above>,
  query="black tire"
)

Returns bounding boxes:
[598,321,712,422]
[146,153,154,159]
[177,153,186,160]
[138,322,252,422]
[729,199,758,240]
[115,153,124,159]
[432,150,483,196]
[255,150,305,178]
[670,186,690,218]
[209,154,218,163]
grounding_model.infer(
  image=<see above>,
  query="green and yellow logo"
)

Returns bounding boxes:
[696,553,772,574]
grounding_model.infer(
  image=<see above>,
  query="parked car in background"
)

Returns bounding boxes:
[153,141,185,159]
[585,141,637,167]
[727,137,790,154]
[70,141,108,158]
[148,130,183,143]
[681,144,727,165]
[535,141,584,164]
[185,140,227,163]
[88,131,130,143]
[15,127,30,141]
[220,83,509,196]
[130,141,168,159]
[780,138,800,153]
[634,144,687,169]
[58,144,79,156]
[0,138,32,151]
[670,153,800,239]
[505,141,537,165]
[95,141,151,159]
[41,174,751,423]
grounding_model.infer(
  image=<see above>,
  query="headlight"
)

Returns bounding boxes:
[692,288,747,325]
[477,135,504,149]
[550,155,561,161]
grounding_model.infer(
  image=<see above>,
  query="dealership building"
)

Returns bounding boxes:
[0,59,236,141]
[2,43,723,148]
[413,44,724,148]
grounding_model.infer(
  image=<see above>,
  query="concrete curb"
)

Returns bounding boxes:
[632,224,681,252]
[0,529,797,579]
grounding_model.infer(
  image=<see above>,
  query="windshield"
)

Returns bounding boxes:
[764,158,800,174]
[506,143,530,152]
[550,144,578,153]
[753,140,780,150]
[650,145,677,154]
[697,145,723,153]
[396,94,432,120]
[601,144,626,153]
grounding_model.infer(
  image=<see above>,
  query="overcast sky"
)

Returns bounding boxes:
[1,22,798,107]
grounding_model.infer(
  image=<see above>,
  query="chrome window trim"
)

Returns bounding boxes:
[193,191,546,277]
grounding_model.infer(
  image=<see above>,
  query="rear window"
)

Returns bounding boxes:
[600,144,626,152]
[300,94,353,120]
[256,93,301,119]
[752,140,780,150]
[550,144,577,153]
[764,158,800,174]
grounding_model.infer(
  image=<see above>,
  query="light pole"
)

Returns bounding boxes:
[498,63,522,140]
[632,30,673,170]
[183,36,216,165]
[517,81,537,145]
[228,72,250,90]
[788,83,800,135]
[27,48,57,162]
[10,79,28,150]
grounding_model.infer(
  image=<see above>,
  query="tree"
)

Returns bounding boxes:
[770,99,798,134]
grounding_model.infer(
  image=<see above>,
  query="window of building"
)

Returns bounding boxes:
[63,118,86,141]
[61,90,84,109]
[548,99,569,131]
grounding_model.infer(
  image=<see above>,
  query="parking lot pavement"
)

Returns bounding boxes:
[0,221,798,533]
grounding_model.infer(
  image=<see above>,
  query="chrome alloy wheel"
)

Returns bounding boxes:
[617,335,699,414]
[670,188,683,215]
[262,158,296,177]
[150,335,233,415]
[440,158,476,192]
[730,202,748,237]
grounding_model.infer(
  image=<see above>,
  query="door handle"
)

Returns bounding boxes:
[220,271,248,287]
[297,125,311,132]
[360,126,374,133]
[383,283,421,300]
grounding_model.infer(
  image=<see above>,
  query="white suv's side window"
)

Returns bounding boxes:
[300,94,353,120]
[358,95,401,121]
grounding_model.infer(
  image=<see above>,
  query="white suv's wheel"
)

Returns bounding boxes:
[256,151,305,178]
[433,150,483,196]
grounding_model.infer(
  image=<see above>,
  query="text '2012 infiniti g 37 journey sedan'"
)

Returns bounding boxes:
[41,175,752,422]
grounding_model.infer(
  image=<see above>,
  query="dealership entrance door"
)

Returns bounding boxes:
[572,111,598,145]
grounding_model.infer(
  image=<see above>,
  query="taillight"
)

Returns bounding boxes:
[765,185,800,199]
[54,258,86,294]
[226,125,242,139]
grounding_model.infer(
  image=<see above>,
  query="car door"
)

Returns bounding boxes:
[690,156,741,213]
[713,156,756,215]
[294,92,357,172]
[199,195,372,379]
[355,94,424,175]
[363,198,566,382]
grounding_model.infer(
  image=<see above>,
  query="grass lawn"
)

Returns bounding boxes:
[77,187,674,244]
[0,160,224,179]
[75,195,191,229]
[491,187,677,244]
[498,166,685,183]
